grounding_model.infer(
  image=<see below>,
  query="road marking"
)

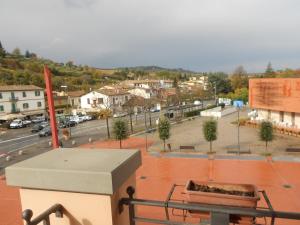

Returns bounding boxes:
[0,134,37,144]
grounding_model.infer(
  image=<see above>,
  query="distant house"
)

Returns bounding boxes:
[180,76,209,90]
[0,85,45,120]
[128,87,156,99]
[68,91,85,108]
[45,92,69,115]
[121,79,173,89]
[80,89,131,112]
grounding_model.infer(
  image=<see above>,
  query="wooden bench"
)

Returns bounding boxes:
[286,148,300,153]
[179,146,195,151]
[227,150,251,154]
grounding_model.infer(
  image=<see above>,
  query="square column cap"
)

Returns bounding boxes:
[5,148,141,195]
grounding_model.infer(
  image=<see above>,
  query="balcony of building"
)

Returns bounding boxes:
[11,108,20,113]
[1,137,300,225]
[9,97,19,102]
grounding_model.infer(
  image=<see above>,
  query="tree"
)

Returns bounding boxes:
[123,96,145,133]
[260,121,274,152]
[158,117,171,151]
[66,61,74,67]
[0,41,6,58]
[99,108,112,139]
[12,47,21,56]
[113,119,128,148]
[203,120,217,153]
[25,50,31,58]
[265,62,275,78]
[207,72,232,94]
[230,66,248,90]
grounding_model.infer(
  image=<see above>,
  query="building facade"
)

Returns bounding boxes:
[249,78,300,128]
[121,79,173,89]
[80,90,131,112]
[0,85,45,120]
[128,87,155,99]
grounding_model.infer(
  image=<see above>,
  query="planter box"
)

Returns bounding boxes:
[184,180,260,223]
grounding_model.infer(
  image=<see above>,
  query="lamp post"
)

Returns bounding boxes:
[214,82,217,106]
[233,100,244,156]
[61,85,71,137]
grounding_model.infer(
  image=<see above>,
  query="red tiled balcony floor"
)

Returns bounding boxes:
[1,137,300,225]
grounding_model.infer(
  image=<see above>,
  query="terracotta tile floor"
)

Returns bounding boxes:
[1,137,300,225]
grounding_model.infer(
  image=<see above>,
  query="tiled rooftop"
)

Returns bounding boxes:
[1,137,300,225]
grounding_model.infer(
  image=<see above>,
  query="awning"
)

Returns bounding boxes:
[0,113,26,121]
[22,110,46,116]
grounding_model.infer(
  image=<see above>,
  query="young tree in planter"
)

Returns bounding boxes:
[158,117,171,151]
[260,121,274,152]
[113,119,128,148]
[203,119,217,153]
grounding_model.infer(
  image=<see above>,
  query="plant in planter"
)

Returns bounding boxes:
[203,119,217,155]
[62,128,70,140]
[184,180,260,223]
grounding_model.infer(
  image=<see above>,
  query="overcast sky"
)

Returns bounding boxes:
[1,0,300,72]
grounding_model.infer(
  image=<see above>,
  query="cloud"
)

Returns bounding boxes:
[1,0,300,72]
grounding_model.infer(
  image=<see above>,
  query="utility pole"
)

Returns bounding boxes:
[44,65,59,149]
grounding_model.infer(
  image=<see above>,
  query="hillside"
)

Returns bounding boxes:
[0,50,192,91]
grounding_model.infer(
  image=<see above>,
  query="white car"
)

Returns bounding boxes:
[83,115,92,121]
[10,119,24,128]
[70,116,84,124]
[32,116,46,123]
[113,112,127,118]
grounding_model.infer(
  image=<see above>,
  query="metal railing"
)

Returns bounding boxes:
[119,186,300,225]
[11,108,20,113]
[9,97,19,101]
[22,204,63,225]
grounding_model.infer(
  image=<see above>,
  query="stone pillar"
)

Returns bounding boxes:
[5,148,141,225]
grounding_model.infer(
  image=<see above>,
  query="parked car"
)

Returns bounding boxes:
[40,121,49,128]
[83,115,92,121]
[10,119,24,129]
[39,126,58,137]
[70,116,84,124]
[31,124,44,133]
[150,108,160,113]
[9,119,31,128]
[59,120,76,128]
[32,116,46,123]
[22,120,32,127]
[113,112,127,118]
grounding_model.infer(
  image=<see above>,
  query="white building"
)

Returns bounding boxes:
[0,85,45,120]
[180,76,209,90]
[128,87,156,99]
[80,90,131,112]
[121,79,173,89]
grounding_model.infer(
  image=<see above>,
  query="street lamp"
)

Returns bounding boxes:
[61,85,71,137]
[233,100,244,156]
[214,82,217,106]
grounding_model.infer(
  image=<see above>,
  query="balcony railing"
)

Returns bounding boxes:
[119,186,300,225]
[11,108,20,113]
[22,204,63,225]
[9,97,19,101]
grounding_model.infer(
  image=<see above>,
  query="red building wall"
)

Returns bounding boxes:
[249,78,300,113]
